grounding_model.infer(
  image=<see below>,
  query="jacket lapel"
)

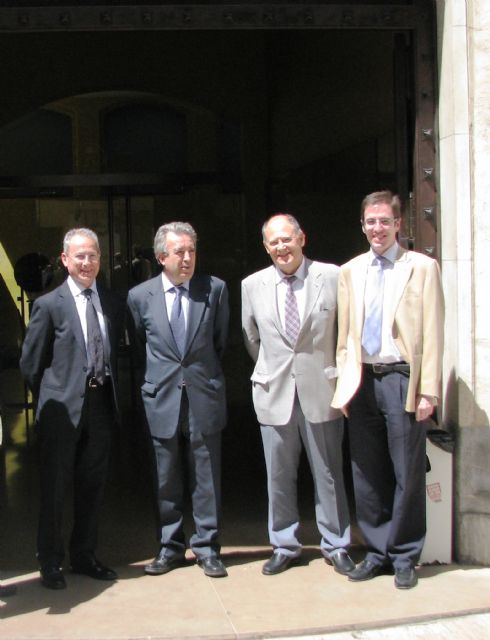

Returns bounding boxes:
[301,259,322,330]
[185,275,209,356]
[351,252,371,336]
[260,266,284,338]
[387,247,413,323]
[147,276,181,357]
[58,281,86,359]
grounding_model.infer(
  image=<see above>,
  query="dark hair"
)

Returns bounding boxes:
[360,191,401,221]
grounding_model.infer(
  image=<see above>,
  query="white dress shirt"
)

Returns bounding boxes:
[362,242,403,364]
[161,272,190,328]
[66,276,109,368]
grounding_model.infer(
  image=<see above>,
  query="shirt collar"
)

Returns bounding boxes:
[274,257,306,284]
[369,242,399,266]
[67,276,99,297]
[161,272,189,293]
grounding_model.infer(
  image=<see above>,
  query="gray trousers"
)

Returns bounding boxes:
[260,395,351,557]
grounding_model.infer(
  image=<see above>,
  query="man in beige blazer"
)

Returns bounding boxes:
[242,213,353,576]
[332,191,444,589]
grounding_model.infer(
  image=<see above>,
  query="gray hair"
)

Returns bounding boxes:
[63,228,100,254]
[262,213,302,241]
[153,222,197,258]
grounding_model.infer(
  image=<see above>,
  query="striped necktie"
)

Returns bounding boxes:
[284,276,300,343]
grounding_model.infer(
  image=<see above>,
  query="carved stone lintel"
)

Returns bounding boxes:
[0,5,421,33]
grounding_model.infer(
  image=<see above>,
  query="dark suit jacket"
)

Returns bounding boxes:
[127,273,229,438]
[20,280,124,428]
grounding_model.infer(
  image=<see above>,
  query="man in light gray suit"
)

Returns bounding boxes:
[241,213,354,575]
[127,222,229,578]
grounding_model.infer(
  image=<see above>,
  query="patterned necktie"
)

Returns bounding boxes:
[284,276,300,343]
[170,285,186,356]
[81,288,106,384]
[362,255,388,356]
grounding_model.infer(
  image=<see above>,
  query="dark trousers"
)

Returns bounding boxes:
[37,381,114,568]
[348,368,426,570]
[151,390,222,561]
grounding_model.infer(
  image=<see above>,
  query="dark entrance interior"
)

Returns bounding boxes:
[0,2,437,563]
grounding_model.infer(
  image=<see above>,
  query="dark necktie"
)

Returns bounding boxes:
[81,288,106,385]
[170,285,186,356]
[362,255,388,356]
[284,276,300,343]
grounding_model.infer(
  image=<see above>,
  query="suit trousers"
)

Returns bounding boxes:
[348,367,426,570]
[260,395,351,558]
[151,389,222,560]
[37,380,114,568]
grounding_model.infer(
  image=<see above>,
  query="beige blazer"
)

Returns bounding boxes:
[331,247,444,413]
[242,259,341,426]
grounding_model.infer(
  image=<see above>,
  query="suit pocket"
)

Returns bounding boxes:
[141,381,157,397]
[251,370,269,390]
[323,366,338,380]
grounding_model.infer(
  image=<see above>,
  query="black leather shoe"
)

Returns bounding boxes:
[144,553,186,575]
[71,558,117,581]
[198,556,228,578]
[262,553,300,576]
[394,566,418,589]
[348,559,388,582]
[40,565,66,590]
[0,583,17,597]
[326,549,356,576]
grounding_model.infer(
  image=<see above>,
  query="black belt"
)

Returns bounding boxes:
[363,362,410,375]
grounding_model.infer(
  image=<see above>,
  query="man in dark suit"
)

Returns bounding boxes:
[332,191,444,589]
[127,222,229,578]
[20,228,123,590]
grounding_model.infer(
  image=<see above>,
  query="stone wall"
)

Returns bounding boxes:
[438,0,490,564]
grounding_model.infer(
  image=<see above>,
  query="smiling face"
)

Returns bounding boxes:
[157,232,196,285]
[361,203,401,255]
[61,233,100,288]
[263,215,305,275]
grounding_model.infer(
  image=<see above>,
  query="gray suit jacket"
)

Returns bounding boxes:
[20,280,123,428]
[127,273,229,438]
[241,259,341,426]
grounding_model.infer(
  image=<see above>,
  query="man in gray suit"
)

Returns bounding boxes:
[127,222,229,578]
[241,213,353,575]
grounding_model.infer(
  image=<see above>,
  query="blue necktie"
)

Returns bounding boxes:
[170,285,186,356]
[362,256,388,356]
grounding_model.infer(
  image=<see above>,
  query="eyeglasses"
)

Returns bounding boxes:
[363,217,399,228]
[68,253,100,263]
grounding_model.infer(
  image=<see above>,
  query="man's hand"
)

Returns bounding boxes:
[415,395,435,422]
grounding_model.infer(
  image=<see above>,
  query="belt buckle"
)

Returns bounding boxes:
[372,364,385,374]
[88,377,98,388]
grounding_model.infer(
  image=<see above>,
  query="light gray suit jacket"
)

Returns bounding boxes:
[241,259,341,426]
[127,273,229,438]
